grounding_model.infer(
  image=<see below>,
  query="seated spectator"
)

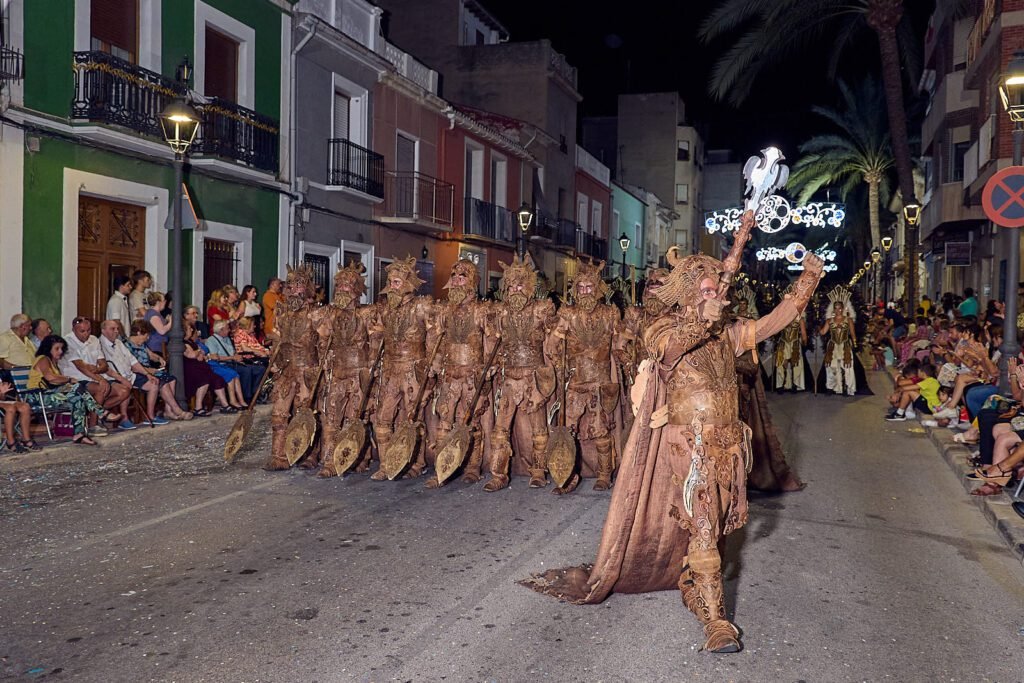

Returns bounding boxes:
[29,335,105,446]
[29,319,52,350]
[967,439,1024,497]
[223,286,246,322]
[887,363,940,422]
[62,316,130,432]
[887,360,921,404]
[232,317,269,358]
[206,288,230,328]
[0,314,37,370]
[100,320,192,424]
[143,292,172,354]
[126,320,172,374]
[129,270,152,321]
[201,321,254,406]
[105,275,134,334]
[240,285,262,328]
[0,378,38,453]
[945,323,999,422]
[182,321,238,415]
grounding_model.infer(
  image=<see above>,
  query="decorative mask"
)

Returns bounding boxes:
[332,260,367,310]
[444,259,479,306]
[654,247,724,309]
[568,259,609,312]
[498,254,538,312]
[283,264,316,311]
[382,256,424,308]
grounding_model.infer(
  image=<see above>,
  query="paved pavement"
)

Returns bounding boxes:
[2,374,1023,682]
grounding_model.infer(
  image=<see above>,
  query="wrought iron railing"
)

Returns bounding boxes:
[328,138,385,198]
[192,96,279,173]
[464,197,514,242]
[382,171,453,226]
[556,219,579,248]
[71,51,280,173]
[577,231,608,261]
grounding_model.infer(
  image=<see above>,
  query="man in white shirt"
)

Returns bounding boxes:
[105,275,134,335]
[63,316,130,431]
[100,319,179,426]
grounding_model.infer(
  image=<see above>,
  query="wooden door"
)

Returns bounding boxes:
[78,196,146,334]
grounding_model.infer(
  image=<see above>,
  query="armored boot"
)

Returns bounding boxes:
[593,436,614,491]
[483,429,512,492]
[298,434,321,470]
[678,550,741,654]
[263,423,291,471]
[528,432,549,488]
[316,428,339,478]
[370,424,393,481]
[460,429,484,483]
[424,423,453,488]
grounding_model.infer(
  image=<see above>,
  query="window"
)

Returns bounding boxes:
[397,134,417,173]
[204,26,238,101]
[676,183,689,204]
[91,0,138,63]
[465,142,484,199]
[591,202,602,236]
[577,194,589,231]
[476,29,486,45]
[333,91,350,140]
[612,209,621,236]
[677,140,690,162]
[950,140,970,182]
[490,154,508,207]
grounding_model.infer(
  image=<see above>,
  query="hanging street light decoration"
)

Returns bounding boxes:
[881,235,894,251]
[516,202,533,258]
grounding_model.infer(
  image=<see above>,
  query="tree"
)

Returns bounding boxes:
[787,77,894,255]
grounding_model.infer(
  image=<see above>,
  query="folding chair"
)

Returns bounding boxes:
[5,366,70,441]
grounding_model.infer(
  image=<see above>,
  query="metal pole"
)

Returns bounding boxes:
[998,122,1024,394]
[168,155,186,408]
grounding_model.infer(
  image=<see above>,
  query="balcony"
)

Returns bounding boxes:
[463,197,515,243]
[71,51,280,173]
[577,231,608,261]
[379,171,453,231]
[328,138,385,198]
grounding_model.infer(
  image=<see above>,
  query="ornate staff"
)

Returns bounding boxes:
[224,344,281,463]
[332,339,385,475]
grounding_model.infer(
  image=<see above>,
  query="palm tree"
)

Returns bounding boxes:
[787,78,894,254]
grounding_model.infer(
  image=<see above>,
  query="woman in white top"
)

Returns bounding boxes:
[240,285,262,319]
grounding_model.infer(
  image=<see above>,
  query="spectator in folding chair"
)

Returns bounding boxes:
[100,320,193,424]
[29,319,52,350]
[203,320,259,404]
[62,316,130,432]
[0,313,37,370]
[0,378,38,453]
[29,335,105,446]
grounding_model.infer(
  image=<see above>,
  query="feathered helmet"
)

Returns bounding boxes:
[732,282,759,319]
[333,260,367,298]
[498,253,538,298]
[568,259,610,302]
[383,255,425,296]
[444,258,480,292]
[654,246,724,307]
[825,285,855,320]
[284,263,317,301]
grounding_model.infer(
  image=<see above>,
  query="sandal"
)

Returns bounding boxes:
[19,439,41,451]
[219,406,238,414]
[970,482,1004,496]
[193,409,211,417]
[72,435,98,446]
[966,467,1012,486]
[4,441,27,454]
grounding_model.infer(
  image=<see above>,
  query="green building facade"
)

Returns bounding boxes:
[0,0,294,328]
[610,181,647,278]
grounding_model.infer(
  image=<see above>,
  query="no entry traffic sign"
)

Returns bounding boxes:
[983,166,1024,228]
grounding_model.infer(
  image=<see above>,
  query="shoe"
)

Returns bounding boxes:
[905,409,917,420]
[966,467,1012,486]
[219,406,238,414]
[118,419,137,430]
[90,425,109,437]
[151,416,170,426]
[1012,502,1024,520]
[886,413,907,422]
[19,439,41,451]
[193,409,211,417]
[921,419,938,427]
[884,409,898,419]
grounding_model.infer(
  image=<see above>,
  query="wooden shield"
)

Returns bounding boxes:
[545,426,577,488]
[433,424,472,486]
[223,410,253,463]
[381,421,420,480]
[284,406,317,466]
[332,419,367,475]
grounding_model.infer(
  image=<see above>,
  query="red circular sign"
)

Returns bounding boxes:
[982,165,1024,228]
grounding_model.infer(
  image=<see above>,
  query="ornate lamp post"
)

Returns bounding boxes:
[159,61,200,407]
[517,202,533,259]
[618,231,630,281]
[996,49,1024,393]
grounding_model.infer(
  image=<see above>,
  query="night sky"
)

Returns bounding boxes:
[484,0,937,159]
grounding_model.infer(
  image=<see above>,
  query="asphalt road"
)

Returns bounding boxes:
[2,371,1023,682]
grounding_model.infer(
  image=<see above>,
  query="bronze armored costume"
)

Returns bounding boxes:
[522,235,824,654]
[425,259,496,488]
[486,255,557,492]
[548,260,622,492]
[371,257,438,480]
[313,263,377,478]
[265,265,321,471]
[620,268,671,419]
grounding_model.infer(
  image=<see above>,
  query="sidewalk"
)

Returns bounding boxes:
[883,366,1024,567]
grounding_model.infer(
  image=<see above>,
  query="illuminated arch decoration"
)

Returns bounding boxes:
[755,242,839,272]
[704,201,846,235]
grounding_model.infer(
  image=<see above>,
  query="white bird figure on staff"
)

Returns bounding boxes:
[743,146,789,212]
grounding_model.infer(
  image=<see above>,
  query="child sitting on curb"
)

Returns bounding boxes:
[887,362,939,422]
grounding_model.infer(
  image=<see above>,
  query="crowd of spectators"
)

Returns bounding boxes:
[868,288,1024,509]
[0,271,279,452]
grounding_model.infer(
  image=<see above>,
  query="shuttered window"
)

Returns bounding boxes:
[333,92,350,140]
[91,0,138,63]
[204,26,238,102]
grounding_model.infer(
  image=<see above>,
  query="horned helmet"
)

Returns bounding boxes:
[283,263,317,311]
[382,256,425,307]
[498,254,538,312]
[654,246,724,309]
[568,259,609,312]
[332,260,367,310]
[444,258,480,305]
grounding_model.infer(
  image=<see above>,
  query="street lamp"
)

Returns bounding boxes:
[881,236,893,251]
[618,231,630,280]
[996,49,1024,393]
[159,61,200,408]
[871,247,882,263]
[517,202,533,258]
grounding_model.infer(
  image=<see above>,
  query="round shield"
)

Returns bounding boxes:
[284,407,317,466]
[545,426,577,488]
[333,419,367,475]
[381,422,419,480]
[223,410,253,463]
[434,425,471,485]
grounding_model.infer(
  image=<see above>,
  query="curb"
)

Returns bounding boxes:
[884,366,1024,567]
